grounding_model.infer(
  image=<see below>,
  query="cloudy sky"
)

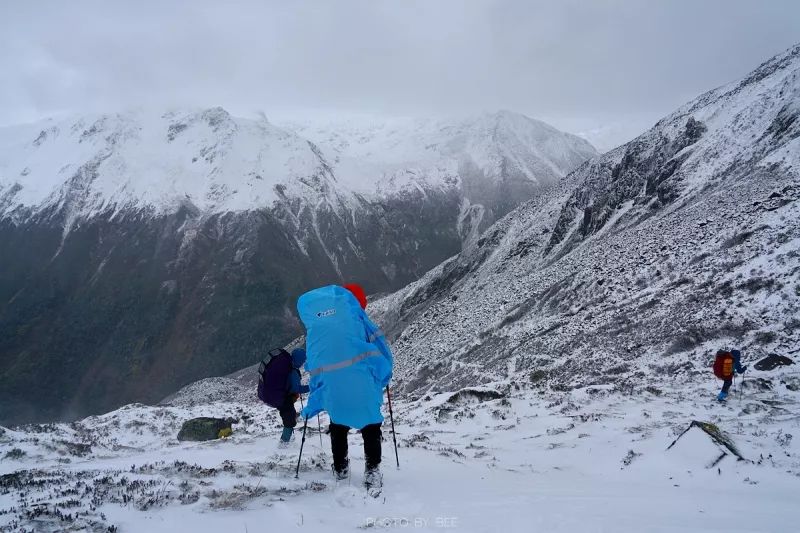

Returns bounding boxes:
[1,0,798,149]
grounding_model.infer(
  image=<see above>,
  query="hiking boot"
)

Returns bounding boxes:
[364,466,383,491]
[278,427,294,447]
[717,391,728,402]
[332,459,350,481]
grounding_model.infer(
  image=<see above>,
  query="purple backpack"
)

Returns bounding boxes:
[257,348,292,408]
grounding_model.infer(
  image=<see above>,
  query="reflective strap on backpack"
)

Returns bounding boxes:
[307,350,382,377]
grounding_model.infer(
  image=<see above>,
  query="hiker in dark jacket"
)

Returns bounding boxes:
[278,348,310,446]
[718,349,747,401]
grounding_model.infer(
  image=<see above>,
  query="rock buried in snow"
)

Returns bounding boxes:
[754,354,795,372]
[667,421,745,468]
[445,388,505,405]
[177,417,238,442]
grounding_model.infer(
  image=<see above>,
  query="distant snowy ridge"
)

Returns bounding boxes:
[0,108,334,222]
[0,108,596,226]
[279,110,595,194]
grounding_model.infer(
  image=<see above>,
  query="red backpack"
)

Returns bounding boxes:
[713,351,734,380]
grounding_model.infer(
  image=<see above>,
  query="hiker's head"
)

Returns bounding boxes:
[731,349,741,358]
[291,348,306,368]
[344,283,367,309]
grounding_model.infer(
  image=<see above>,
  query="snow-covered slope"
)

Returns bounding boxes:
[0,108,337,222]
[370,43,800,397]
[281,111,595,195]
[1,363,798,532]
[0,109,595,229]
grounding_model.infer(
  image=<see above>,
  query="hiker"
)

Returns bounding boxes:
[297,283,393,492]
[716,348,747,401]
[279,348,310,446]
[257,347,310,447]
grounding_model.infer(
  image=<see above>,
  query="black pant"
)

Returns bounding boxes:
[330,422,382,471]
[721,378,733,394]
[277,395,298,428]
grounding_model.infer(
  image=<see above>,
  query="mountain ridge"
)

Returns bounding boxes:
[0,108,594,425]
[368,42,800,397]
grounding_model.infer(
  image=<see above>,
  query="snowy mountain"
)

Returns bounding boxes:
[0,109,594,228]
[370,43,800,398]
[1,44,799,533]
[0,108,334,221]
[0,109,594,425]
[280,111,595,237]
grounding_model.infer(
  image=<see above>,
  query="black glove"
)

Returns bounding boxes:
[740,366,748,374]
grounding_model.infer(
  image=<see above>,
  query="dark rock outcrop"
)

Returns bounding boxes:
[177,417,237,441]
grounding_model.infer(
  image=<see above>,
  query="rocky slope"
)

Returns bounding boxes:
[370,43,800,398]
[0,109,594,425]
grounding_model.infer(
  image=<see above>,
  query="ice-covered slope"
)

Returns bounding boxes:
[371,43,800,397]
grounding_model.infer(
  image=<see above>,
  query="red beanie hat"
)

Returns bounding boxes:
[343,283,367,309]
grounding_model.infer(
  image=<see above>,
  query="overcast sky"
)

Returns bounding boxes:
[1,1,798,149]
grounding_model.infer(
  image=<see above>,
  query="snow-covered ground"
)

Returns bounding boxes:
[2,364,799,532]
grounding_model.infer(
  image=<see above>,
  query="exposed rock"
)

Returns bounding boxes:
[667,420,746,466]
[177,417,238,442]
[754,354,795,371]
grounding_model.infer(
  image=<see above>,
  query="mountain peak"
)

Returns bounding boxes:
[0,108,596,225]
[374,42,800,400]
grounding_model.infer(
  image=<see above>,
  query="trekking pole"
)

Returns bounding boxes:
[317,414,324,449]
[739,349,745,401]
[386,386,400,469]
[295,416,309,479]
[740,373,745,401]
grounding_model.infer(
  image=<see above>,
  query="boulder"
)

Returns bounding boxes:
[445,388,505,406]
[177,417,238,442]
[754,354,794,372]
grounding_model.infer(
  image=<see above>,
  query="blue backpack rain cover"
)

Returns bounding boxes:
[297,285,393,429]
[257,348,292,408]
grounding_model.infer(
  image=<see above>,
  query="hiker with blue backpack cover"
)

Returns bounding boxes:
[257,347,310,447]
[297,283,393,492]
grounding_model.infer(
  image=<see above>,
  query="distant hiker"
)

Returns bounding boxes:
[714,348,747,401]
[257,347,310,447]
[297,284,393,492]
